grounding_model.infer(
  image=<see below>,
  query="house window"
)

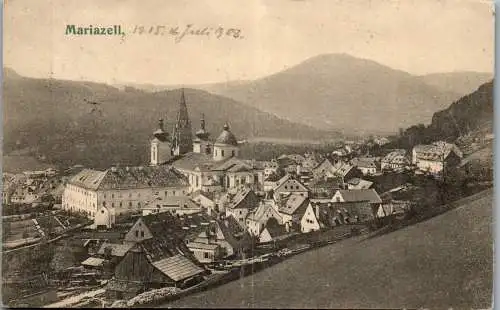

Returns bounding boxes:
[204,252,209,259]
[103,202,106,206]
[141,231,144,237]
[165,191,168,196]
[232,150,235,157]
[206,147,211,155]
[129,202,132,207]
[173,191,176,196]
[135,230,139,237]
[112,194,114,198]
[119,202,122,207]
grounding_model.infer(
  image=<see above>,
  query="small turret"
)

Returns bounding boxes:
[193,113,212,155]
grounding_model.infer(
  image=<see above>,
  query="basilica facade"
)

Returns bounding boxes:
[150,89,265,193]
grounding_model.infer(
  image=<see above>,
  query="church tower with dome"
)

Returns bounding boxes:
[150,118,172,166]
[213,123,239,161]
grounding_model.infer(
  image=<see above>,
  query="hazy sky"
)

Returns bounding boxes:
[4,0,494,85]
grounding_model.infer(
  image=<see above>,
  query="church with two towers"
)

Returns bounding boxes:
[150,89,264,193]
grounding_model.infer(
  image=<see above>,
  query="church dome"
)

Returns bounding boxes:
[153,119,169,142]
[195,128,209,141]
[215,123,238,146]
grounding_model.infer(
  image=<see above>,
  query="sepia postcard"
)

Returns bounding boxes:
[2,0,494,308]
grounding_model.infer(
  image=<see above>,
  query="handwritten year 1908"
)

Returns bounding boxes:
[131,24,244,43]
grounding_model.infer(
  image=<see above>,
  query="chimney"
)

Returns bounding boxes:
[285,221,290,233]
[315,203,320,220]
[159,119,165,131]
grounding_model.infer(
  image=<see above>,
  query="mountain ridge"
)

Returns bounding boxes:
[3,68,339,169]
[113,54,490,134]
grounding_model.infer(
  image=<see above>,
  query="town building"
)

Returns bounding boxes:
[259,222,289,243]
[312,159,361,183]
[277,193,310,231]
[245,202,284,237]
[412,142,463,174]
[272,174,309,200]
[351,157,378,175]
[381,150,409,171]
[300,202,322,233]
[224,187,260,226]
[141,196,202,216]
[62,166,190,227]
[331,189,382,220]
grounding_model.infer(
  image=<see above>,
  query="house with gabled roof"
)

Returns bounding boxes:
[224,186,260,226]
[331,189,382,219]
[351,157,378,175]
[245,202,284,237]
[300,202,322,233]
[106,235,205,299]
[277,193,310,231]
[259,222,289,243]
[272,174,309,200]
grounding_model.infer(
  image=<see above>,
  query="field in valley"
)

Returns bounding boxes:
[162,189,493,308]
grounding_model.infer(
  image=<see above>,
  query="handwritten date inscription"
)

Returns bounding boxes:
[132,24,244,43]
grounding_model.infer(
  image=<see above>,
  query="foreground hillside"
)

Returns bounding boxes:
[164,189,492,308]
[3,68,337,169]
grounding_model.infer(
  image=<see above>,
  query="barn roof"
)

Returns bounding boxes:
[151,254,205,282]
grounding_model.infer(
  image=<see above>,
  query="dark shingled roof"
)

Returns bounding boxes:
[336,189,382,203]
[68,166,188,190]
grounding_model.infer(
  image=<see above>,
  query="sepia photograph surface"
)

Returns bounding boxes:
[2,0,494,308]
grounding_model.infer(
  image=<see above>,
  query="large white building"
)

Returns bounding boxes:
[412,141,463,174]
[62,166,190,227]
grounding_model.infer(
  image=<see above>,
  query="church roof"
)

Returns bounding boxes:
[215,124,238,146]
[170,152,228,172]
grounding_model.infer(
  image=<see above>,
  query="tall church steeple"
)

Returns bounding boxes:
[171,88,193,156]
